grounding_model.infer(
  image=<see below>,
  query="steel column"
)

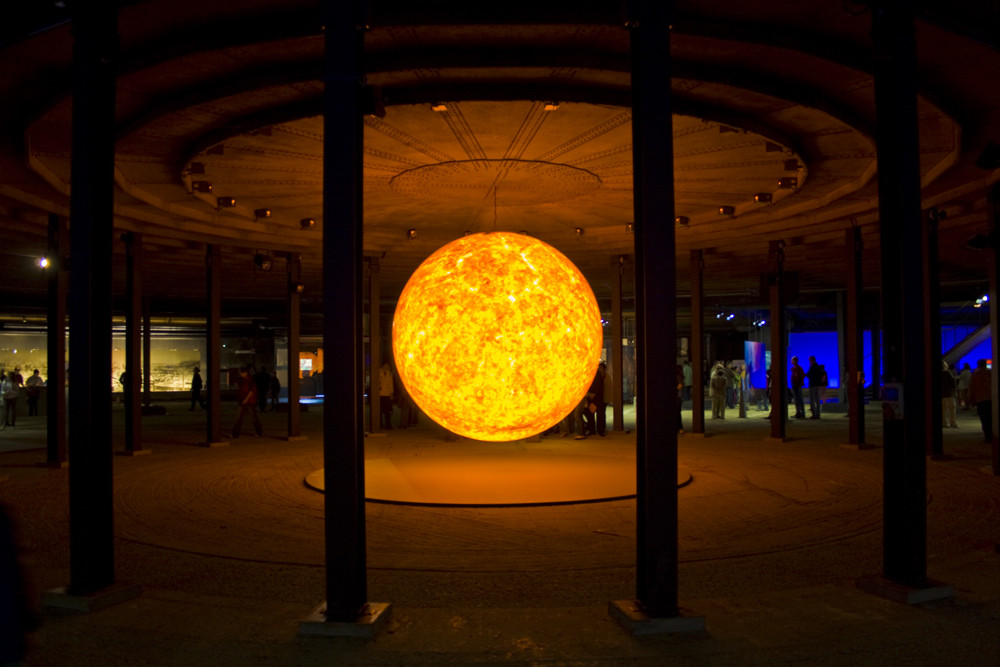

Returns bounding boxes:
[690,250,705,434]
[205,244,224,445]
[123,232,143,453]
[845,227,866,445]
[872,0,928,586]
[630,0,679,616]
[46,213,68,467]
[67,3,118,595]
[988,184,1000,475]
[323,0,368,621]
[287,253,302,438]
[768,241,787,440]
[923,209,943,457]
[610,256,624,431]
[368,257,381,434]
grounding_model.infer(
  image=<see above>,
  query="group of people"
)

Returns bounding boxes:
[953,359,993,442]
[228,364,280,439]
[0,368,45,428]
[789,355,829,419]
[708,361,744,419]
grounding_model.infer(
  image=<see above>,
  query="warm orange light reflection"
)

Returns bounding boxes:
[392,232,603,441]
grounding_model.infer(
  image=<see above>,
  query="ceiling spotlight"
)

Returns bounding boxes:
[718,206,735,216]
[36,256,50,269]
[254,208,271,220]
[754,193,772,204]
[625,222,635,233]
[291,282,305,294]
[253,253,272,271]
[431,103,448,112]
[675,216,689,226]
[217,196,236,208]
[191,181,213,193]
[407,228,417,240]
[543,102,560,111]
[300,218,316,229]
[778,176,798,189]
[574,227,585,237]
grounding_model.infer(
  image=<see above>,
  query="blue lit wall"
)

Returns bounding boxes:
[788,332,840,389]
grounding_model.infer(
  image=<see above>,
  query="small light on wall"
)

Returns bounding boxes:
[407,228,417,240]
[778,176,798,189]
[625,222,635,233]
[254,208,271,220]
[544,102,560,111]
[36,257,50,269]
[675,216,689,226]
[431,103,448,112]
[300,218,316,229]
[217,196,236,209]
[192,181,213,193]
[253,253,273,271]
[574,227,584,237]
[718,206,735,216]
[291,282,305,294]
[753,193,772,204]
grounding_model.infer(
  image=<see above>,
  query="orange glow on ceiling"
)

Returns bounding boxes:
[392,232,603,441]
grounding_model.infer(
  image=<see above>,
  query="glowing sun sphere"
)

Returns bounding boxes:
[392,231,603,441]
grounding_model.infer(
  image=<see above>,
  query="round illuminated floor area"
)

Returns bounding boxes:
[305,433,692,507]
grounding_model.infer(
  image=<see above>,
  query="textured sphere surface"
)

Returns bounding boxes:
[392,232,603,441]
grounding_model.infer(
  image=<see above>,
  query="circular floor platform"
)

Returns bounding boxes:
[306,445,692,506]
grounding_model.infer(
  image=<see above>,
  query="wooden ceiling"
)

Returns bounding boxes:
[1,0,999,335]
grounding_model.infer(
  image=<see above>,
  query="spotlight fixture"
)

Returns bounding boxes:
[216,196,236,208]
[291,282,305,294]
[754,193,772,204]
[718,206,735,216]
[300,218,316,229]
[253,253,273,271]
[407,228,417,240]
[726,313,735,321]
[625,222,635,233]
[675,216,690,226]
[431,103,448,112]
[36,256,50,269]
[543,102,560,111]
[191,181,212,193]
[574,227,585,237]
[777,176,798,189]
[254,208,272,220]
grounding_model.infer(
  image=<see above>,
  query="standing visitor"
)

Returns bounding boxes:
[789,356,806,419]
[941,361,958,428]
[189,366,206,411]
[1,368,23,428]
[969,359,992,442]
[710,363,728,419]
[24,369,44,417]
[231,365,263,439]
[805,356,824,419]
[682,360,693,403]
[957,362,972,409]
[378,362,395,430]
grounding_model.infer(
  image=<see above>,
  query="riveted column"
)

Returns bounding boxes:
[610,255,624,430]
[286,252,303,439]
[689,250,705,434]
[45,213,68,467]
[768,241,787,441]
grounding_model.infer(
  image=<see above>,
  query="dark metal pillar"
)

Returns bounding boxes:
[923,209,943,458]
[66,2,118,595]
[872,0,928,586]
[871,325,882,401]
[690,250,705,434]
[610,255,624,431]
[322,0,369,621]
[987,184,1000,476]
[845,227,866,446]
[142,296,152,408]
[123,232,144,453]
[286,253,302,438]
[46,213,68,467]
[205,244,224,445]
[368,257,381,434]
[768,241,787,440]
[629,0,680,617]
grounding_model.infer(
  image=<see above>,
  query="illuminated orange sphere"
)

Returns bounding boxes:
[392,232,603,441]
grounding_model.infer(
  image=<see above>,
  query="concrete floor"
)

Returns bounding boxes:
[1,401,998,665]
